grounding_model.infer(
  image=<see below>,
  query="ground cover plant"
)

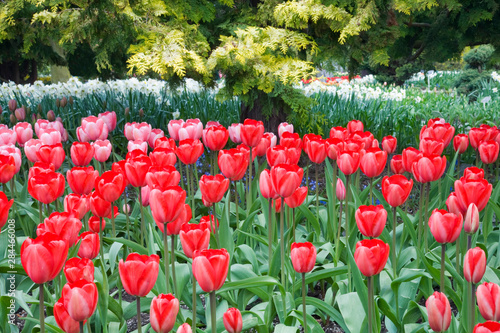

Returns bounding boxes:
[1,77,500,333]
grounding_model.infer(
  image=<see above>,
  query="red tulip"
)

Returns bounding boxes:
[167,120,184,141]
[28,171,65,204]
[112,160,129,186]
[157,204,192,235]
[77,231,100,260]
[302,134,320,155]
[54,298,82,333]
[428,209,463,243]
[382,135,397,154]
[199,174,230,205]
[218,148,249,181]
[178,119,203,141]
[62,280,98,322]
[259,169,278,199]
[381,175,413,207]
[179,222,211,258]
[479,140,499,164]
[402,147,422,173]
[453,134,469,154]
[0,155,16,184]
[203,125,229,151]
[89,191,112,218]
[146,166,181,189]
[119,253,160,297]
[459,202,477,235]
[446,192,467,217]
[325,138,343,161]
[426,292,451,333]
[29,162,55,179]
[347,120,363,134]
[253,132,277,157]
[354,239,390,277]
[223,308,243,333]
[95,171,125,202]
[421,123,455,147]
[88,216,106,233]
[77,116,108,142]
[280,132,302,149]
[148,129,165,149]
[177,323,192,333]
[474,322,500,333]
[67,166,98,195]
[284,186,308,208]
[349,131,374,149]
[39,128,62,145]
[290,242,317,273]
[360,147,387,178]
[0,191,13,230]
[150,294,180,333]
[200,215,219,234]
[125,154,152,187]
[141,185,150,207]
[192,248,230,292]
[240,119,265,148]
[24,139,42,163]
[390,155,404,174]
[278,122,294,139]
[92,140,112,162]
[329,126,347,140]
[477,282,500,321]
[149,186,187,224]
[64,257,94,284]
[464,247,486,284]
[469,127,489,150]
[454,177,492,212]
[411,154,447,183]
[355,205,387,238]
[266,145,289,167]
[36,143,65,170]
[149,147,177,168]
[305,136,327,164]
[64,193,90,220]
[272,197,282,213]
[21,233,68,284]
[71,142,95,166]
[98,111,117,132]
[464,166,485,180]
[271,164,304,198]
[176,139,204,165]
[37,212,82,247]
[337,150,362,176]
[419,137,445,156]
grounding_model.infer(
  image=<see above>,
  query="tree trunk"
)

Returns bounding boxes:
[240,92,287,132]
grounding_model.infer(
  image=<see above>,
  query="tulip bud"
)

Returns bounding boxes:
[291,242,317,273]
[60,97,68,108]
[37,103,42,113]
[125,107,130,116]
[47,110,55,121]
[464,203,479,234]
[150,294,180,333]
[139,108,144,117]
[464,247,486,284]
[15,108,25,121]
[122,204,131,214]
[177,323,192,333]
[102,101,107,109]
[9,114,16,125]
[477,282,500,321]
[426,292,451,333]
[473,321,500,332]
[56,98,61,108]
[69,96,74,105]
[223,308,243,333]
[336,178,346,201]
[8,99,17,112]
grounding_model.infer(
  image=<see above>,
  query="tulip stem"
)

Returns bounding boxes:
[292,208,296,244]
[234,182,240,228]
[424,183,430,252]
[210,291,217,333]
[247,149,253,213]
[136,296,142,333]
[189,165,196,219]
[418,183,424,250]
[332,164,338,243]
[440,244,446,293]
[268,200,273,274]
[302,273,307,333]
[455,238,460,274]
[367,276,373,333]
[124,199,131,242]
[369,178,373,205]
[179,161,185,191]
[192,276,197,332]
[315,163,319,218]
[99,217,104,262]
[467,234,472,251]
[280,198,285,285]
[163,227,170,294]
[212,204,220,248]
[335,201,343,264]
[345,175,351,292]
[138,189,145,247]
[80,321,84,333]
[392,206,397,279]
[39,283,45,333]
[171,235,178,298]
[470,283,476,332]
[110,201,116,238]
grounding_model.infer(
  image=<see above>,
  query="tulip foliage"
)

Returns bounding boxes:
[3,113,500,333]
